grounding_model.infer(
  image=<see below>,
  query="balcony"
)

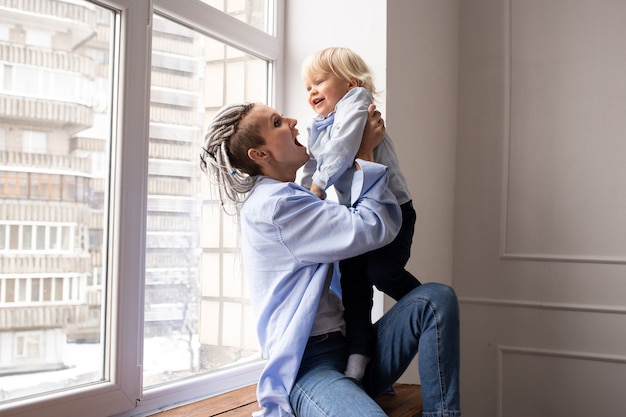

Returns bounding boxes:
[0,0,95,24]
[0,150,91,174]
[0,95,93,133]
[0,42,96,78]
[0,0,96,49]
[0,304,89,330]
[0,253,91,275]
[150,69,203,93]
[69,136,107,153]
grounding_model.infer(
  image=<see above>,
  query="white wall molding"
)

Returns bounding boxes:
[459,296,626,315]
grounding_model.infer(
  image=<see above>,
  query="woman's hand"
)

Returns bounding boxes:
[356,104,385,162]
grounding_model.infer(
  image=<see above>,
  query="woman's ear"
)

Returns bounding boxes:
[348,78,360,89]
[248,148,267,162]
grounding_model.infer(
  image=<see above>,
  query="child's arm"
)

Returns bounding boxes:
[312,88,373,191]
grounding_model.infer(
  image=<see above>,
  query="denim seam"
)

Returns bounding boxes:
[377,295,452,416]
[291,382,331,417]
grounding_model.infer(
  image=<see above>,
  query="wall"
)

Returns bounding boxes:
[283,0,387,317]
[455,0,626,415]
[288,1,626,413]
[387,0,459,288]
[284,1,458,289]
[284,0,460,385]
[284,1,387,126]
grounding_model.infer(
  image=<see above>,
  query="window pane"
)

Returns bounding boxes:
[62,176,77,202]
[17,172,28,198]
[9,224,19,249]
[0,0,114,403]
[18,279,27,302]
[143,14,267,389]
[0,224,5,249]
[22,131,47,154]
[35,225,46,250]
[50,226,59,250]
[31,278,41,302]
[49,174,61,200]
[5,279,15,303]
[43,278,52,302]
[201,0,274,35]
[22,225,33,250]
[61,226,71,251]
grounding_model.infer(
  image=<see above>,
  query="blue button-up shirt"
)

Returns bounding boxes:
[240,160,401,417]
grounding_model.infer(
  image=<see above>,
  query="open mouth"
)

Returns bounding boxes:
[313,98,324,106]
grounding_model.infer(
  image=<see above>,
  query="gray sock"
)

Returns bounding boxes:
[344,353,370,380]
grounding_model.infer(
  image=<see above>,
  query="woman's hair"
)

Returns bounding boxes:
[301,47,377,96]
[200,102,264,214]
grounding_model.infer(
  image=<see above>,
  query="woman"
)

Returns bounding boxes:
[200,103,460,417]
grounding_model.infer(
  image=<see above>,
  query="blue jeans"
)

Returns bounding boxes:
[290,283,461,417]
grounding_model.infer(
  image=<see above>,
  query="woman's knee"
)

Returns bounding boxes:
[415,283,459,319]
[432,284,459,327]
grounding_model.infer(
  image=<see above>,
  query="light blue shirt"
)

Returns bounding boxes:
[301,87,412,207]
[241,160,401,417]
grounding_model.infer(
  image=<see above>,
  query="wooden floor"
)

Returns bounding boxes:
[375,384,423,417]
[152,383,422,417]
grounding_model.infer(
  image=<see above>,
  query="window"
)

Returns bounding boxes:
[15,332,43,360]
[0,222,75,253]
[201,0,275,34]
[1,64,13,91]
[0,0,282,416]
[25,28,52,48]
[0,24,8,41]
[0,0,114,411]
[142,12,269,390]
[22,131,47,154]
[2,65,93,105]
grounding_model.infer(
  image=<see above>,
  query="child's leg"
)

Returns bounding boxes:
[339,253,374,380]
[369,201,421,300]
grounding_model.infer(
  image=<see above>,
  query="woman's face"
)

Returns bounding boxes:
[247,104,310,182]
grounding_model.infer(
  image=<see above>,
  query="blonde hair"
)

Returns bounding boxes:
[301,47,377,96]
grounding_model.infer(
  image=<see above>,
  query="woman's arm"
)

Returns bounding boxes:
[356,103,385,165]
[274,161,399,264]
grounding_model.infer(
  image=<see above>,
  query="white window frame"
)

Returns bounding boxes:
[0,222,75,255]
[14,332,43,360]
[125,2,284,414]
[0,0,283,416]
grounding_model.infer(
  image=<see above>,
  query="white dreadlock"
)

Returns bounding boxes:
[200,103,259,215]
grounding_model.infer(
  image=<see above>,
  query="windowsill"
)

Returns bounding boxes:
[151,383,422,417]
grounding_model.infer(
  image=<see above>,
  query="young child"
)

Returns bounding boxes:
[301,47,422,381]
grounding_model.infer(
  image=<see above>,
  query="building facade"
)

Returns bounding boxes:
[0,0,264,399]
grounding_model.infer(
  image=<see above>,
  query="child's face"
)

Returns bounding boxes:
[304,72,357,118]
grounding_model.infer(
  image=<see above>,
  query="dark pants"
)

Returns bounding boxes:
[339,201,421,357]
